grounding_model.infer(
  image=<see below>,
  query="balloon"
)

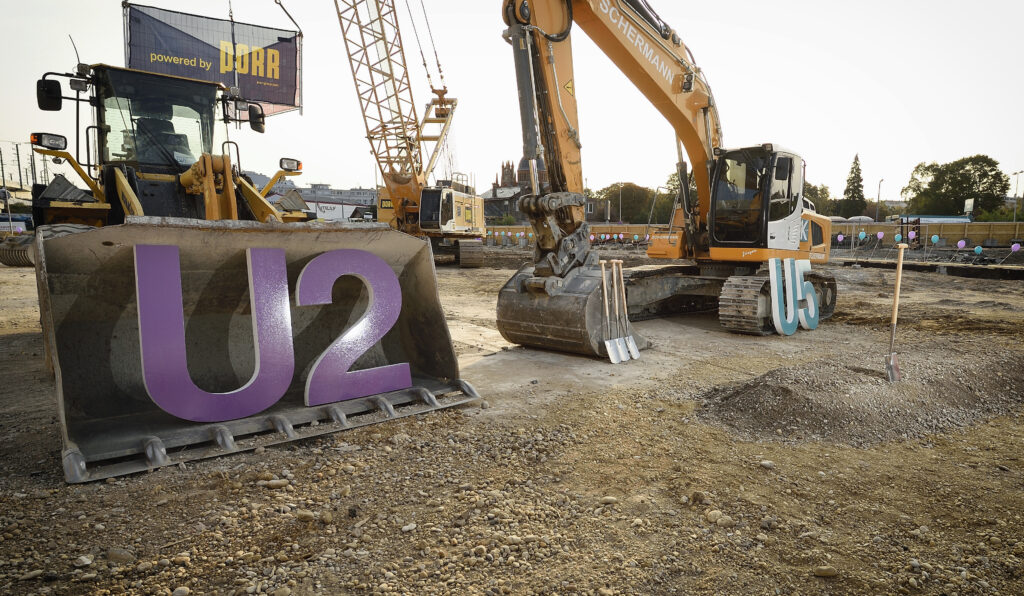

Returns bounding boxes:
[974,246,983,255]
[633,235,639,241]
[618,234,624,240]
[590,234,595,241]
[837,234,844,242]
[1013,243,1021,253]
[645,234,650,241]
[895,234,902,242]
[909,231,917,239]
[529,233,533,238]
[858,232,866,240]
[957,240,966,249]
[931,234,940,244]
[877,232,884,240]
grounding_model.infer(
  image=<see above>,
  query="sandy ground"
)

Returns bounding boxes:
[0,249,1023,596]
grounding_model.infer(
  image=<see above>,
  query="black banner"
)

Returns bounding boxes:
[125,3,301,113]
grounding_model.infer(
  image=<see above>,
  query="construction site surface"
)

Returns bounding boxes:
[1,246,1022,595]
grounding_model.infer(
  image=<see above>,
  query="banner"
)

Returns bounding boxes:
[124,3,301,114]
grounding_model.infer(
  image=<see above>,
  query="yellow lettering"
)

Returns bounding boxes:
[235,43,249,74]
[268,49,280,80]
[219,41,234,74]
[251,46,265,78]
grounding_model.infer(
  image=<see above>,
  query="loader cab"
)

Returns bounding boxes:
[92,66,219,174]
[709,145,804,251]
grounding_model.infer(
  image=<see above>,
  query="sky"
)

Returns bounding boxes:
[2,0,1023,202]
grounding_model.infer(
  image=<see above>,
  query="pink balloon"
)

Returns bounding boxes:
[837,234,844,242]
[877,232,884,240]
[957,240,966,249]
[908,231,917,239]
[1013,243,1021,253]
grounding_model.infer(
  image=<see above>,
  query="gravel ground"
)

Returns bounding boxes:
[1,252,1023,595]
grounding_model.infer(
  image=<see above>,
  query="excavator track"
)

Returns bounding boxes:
[718,275,774,335]
[0,235,34,267]
[806,272,838,320]
[458,239,484,268]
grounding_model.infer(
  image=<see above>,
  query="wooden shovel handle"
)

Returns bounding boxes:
[891,244,908,325]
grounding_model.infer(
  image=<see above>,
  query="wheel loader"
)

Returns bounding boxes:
[10,63,478,482]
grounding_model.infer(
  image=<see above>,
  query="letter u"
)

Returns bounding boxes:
[134,245,295,422]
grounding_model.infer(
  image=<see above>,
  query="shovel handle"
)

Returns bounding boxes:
[613,260,629,330]
[891,244,908,325]
[599,260,611,338]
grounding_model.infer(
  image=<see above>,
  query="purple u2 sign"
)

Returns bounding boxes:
[133,245,411,422]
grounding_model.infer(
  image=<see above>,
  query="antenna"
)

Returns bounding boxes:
[69,35,82,65]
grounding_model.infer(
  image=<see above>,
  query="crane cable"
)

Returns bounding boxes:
[418,0,446,88]
[404,0,436,89]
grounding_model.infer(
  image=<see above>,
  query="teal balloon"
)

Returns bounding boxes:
[931,234,940,244]
[858,231,866,240]
[633,235,639,241]
[895,234,902,242]
[974,246,983,255]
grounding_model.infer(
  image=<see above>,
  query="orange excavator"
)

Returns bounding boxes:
[496,0,837,356]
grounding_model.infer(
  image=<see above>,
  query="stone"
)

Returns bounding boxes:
[266,479,290,489]
[600,496,618,505]
[705,510,723,524]
[272,588,292,596]
[137,561,154,573]
[716,515,735,528]
[171,587,191,596]
[296,510,315,522]
[813,565,838,578]
[401,523,417,533]
[756,533,769,543]
[18,569,43,580]
[107,548,136,564]
[74,554,94,567]
[390,433,411,445]
[760,460,776,470]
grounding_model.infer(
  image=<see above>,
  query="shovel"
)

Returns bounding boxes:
[614,260,641,359]
[599,260,624,364]
[608,260,632,362]
[886,243,909,382]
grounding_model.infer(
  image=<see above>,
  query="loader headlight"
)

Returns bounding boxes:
[279,158,302,172]
[30,133,67,150]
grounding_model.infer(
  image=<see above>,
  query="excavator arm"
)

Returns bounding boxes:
[503,0,722,271]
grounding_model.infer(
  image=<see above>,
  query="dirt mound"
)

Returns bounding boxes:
[696,353,1024,446]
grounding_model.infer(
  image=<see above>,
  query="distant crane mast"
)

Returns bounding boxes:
[334,0,456,234]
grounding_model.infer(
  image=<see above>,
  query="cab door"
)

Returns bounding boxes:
[766,154,803,253]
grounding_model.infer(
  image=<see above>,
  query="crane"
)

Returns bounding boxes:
[334,0,486,266]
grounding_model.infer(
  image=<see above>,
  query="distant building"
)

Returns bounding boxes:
[242,171,377,207]
[484,161,527,224]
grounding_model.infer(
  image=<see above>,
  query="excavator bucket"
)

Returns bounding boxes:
[34,217,479,483]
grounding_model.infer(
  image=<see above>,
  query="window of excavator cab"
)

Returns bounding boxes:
[97,69,216,169]
[712,152,768,243]
[769,155,804,222]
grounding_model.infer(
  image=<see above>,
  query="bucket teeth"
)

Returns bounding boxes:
[327,406,350,427]
[374,398,398,419]
[270,416,297,439]
[144,438,169,467]
[213,426,238,451]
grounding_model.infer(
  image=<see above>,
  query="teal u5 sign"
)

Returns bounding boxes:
[768,258,819,336]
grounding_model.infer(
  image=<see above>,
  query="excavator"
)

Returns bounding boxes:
[496,0,837,356]
[9,62,478,482]
[334,0,487,267]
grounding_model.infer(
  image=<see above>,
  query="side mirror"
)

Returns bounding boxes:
[37,79,63,111]
[248,104,266,133]
[774,157,791,181]
[279,158,302,173]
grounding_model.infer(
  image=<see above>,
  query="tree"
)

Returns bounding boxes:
[595,182,656,224]
[901,155,1010,216]
[803,180,835,215]
[838,154,867,218]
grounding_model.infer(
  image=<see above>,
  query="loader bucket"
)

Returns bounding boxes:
[34,217,479,482]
